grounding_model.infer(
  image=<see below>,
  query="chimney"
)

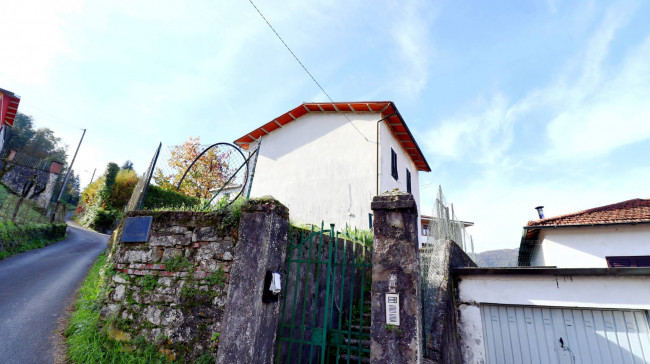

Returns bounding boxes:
[49,161,63,174]
[535,206,545,219]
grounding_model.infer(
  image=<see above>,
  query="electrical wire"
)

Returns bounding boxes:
[247,0,370,142]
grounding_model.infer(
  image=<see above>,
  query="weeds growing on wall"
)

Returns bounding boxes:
[66,252,173,364]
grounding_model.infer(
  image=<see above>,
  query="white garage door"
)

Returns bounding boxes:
[481,304,650,364]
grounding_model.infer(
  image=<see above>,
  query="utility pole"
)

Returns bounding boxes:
[50,128,86,222]
[89,168,96,184]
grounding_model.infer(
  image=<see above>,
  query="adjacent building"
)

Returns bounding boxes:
[519,199,650,267]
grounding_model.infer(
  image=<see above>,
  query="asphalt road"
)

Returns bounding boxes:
[0,223,108,364]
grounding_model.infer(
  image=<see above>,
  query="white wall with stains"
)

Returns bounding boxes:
[531,224,650,267]
[456,273,650,364]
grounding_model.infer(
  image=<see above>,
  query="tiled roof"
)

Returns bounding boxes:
[233,101,431,172]
[527,198,650,227]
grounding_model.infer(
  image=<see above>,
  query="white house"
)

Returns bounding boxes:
[234,101,430,231]
[518,199,650,267]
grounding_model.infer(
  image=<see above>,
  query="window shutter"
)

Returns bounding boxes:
[606,256,650,267]
[391,148,398,180]
[406,169,412,194]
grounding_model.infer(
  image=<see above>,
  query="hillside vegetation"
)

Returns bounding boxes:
[474,248,519,267]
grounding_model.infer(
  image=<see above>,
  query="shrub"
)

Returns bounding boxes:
[106,169,139,209]
[143,185,199,210]
[89,208,121,232]
[0,221,67,260]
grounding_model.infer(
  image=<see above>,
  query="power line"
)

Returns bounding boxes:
[247,0,370,142]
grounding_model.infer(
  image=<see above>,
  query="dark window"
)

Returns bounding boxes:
[406,169,412,194]
[391,148,398,180]
[422,224,428,236]
[606,256,650,267]
[368,213,373,229]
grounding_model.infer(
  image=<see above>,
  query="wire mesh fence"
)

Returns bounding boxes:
[419,186,475,358]
[126,141,258,212]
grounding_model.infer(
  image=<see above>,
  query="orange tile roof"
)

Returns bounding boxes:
[233,101,431,172]
[527,198,650,227]
[0,88,20,127]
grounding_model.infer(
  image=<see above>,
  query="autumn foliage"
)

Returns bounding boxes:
[153,137,233,199]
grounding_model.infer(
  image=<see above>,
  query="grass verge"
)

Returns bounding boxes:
[65,252,172,364]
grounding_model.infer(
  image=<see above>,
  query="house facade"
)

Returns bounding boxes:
[519,199,650,267]
[234,101,430,231]
[0,88,21,153]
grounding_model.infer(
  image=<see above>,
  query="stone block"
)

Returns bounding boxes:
[161,309,183,326]
[192,227,220,242]
[143,306,163,325]
[124,250,152,263]
[162,248,182,261]
[113,275,128,284]
[159,226,188,234]
[113,284,126,301]
[150,235,189,247]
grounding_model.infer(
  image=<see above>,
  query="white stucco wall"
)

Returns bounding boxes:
[456,273,650,364]
[530,224,650,267]
[248,112,386,230]
[378,121,421,241]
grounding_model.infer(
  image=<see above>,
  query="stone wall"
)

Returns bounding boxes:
[0,156,61,208]
[103,210,239,362]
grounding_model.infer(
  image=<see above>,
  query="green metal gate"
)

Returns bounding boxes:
[276,223,372,364]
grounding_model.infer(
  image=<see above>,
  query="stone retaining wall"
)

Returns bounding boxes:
[102,210,240,361]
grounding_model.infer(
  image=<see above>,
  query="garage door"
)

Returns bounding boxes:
[481,304,650,364]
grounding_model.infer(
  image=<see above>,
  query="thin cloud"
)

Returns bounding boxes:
[0,0,81,84]
[424,3,647,165]
[389,0,437,98]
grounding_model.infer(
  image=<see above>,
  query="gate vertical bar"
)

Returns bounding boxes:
[320,224,335,363]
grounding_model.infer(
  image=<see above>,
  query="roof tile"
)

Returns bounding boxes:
[527,198,650,227]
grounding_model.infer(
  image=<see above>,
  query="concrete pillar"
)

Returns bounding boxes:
[370,190,422,364]
[216,198,290,364]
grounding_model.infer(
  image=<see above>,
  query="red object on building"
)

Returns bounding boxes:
[0,88,21,127]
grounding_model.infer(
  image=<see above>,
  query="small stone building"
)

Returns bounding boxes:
[0,149,63,208]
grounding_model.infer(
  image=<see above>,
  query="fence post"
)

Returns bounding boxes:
[215,198,290,364]
[370,189,422,364]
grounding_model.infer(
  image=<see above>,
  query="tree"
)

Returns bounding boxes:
[5,113,68,163]
[153,137,232,199]
[121,160,134,171]
[61,171,81,205]
[4,113,36,151]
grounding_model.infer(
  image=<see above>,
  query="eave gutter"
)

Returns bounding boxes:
[453,267,650,277]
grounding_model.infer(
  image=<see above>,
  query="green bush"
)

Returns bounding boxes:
[89,208,122,232]
[143,185,199,210]
[0,221,67,260]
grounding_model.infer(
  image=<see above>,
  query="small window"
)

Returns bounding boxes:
[607,256,650,267]
[406,169,412,194]
[391,148,398,180]
[422,225,428,236]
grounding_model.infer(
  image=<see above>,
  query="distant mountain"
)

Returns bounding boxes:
[474,248,519,267]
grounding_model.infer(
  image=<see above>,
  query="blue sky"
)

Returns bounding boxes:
[2,0,649,251]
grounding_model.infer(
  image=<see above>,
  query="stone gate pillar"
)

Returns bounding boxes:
[216,198,290,364]
[370,190,422,364]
